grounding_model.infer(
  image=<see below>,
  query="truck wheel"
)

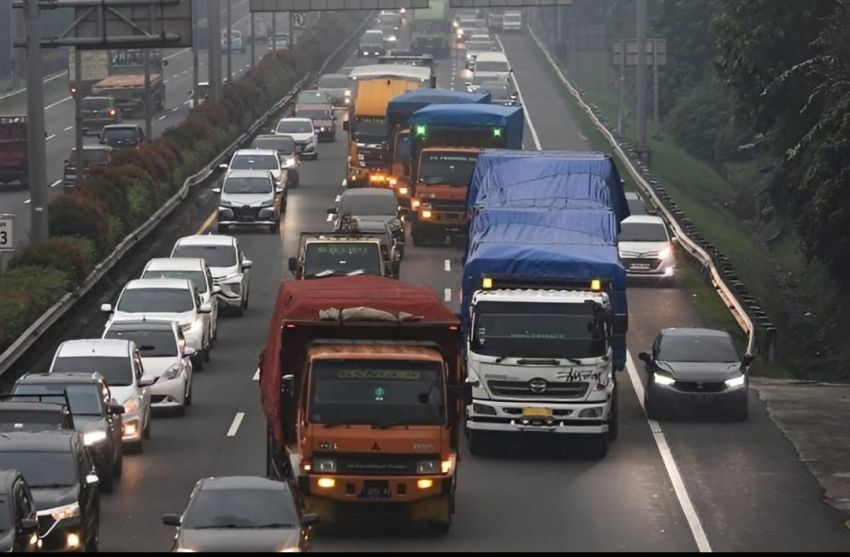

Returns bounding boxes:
[411,221,427,247]
[98,466,114,493]
[608,379,619,441]
[466,429,490,456]
[428,518,451,535]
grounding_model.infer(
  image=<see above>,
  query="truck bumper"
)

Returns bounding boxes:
[466,399,612,435]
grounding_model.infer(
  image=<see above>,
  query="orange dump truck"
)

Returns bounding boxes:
[259,276,462,533]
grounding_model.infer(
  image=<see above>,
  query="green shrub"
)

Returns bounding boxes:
[0,266,70,348]
[48,192,113,257]
[667,76,734,163]
[8,236,96,287]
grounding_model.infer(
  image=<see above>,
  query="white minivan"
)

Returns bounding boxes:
[471,52,512,88]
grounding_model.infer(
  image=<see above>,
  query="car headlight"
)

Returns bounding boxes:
[725,375,746,388]
[284,157,297,168]
[416,460,439,474]
[46,502,80,522]
[344,89,351,97]
[278,548,301,553]
[658,246,673,260]
[220,199,234,207]
[256,200,275,208]
[313,457,337,473]
[163,363,181,380]
[123,397,140,413]
[653,373,675,386]
[180,322,193,332]
[83,430,108,446]
[176,549,197,553]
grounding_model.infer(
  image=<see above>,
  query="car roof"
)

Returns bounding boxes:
[254,134,294,142]
[225,169,274,179]
[198,476,293,492]
[102,124,140,130]
[175,235,236,247]
[17,373,103,386]
[82,96,112,101]
[123,278,193,290]
[474,52,509,62]
[661,328,733,339]
[278,117,312,124]
[341,188,395,199]
[0,431,78,453]
[0,402,67,413]
[105,320,176,333]
[232,149,278,157]
[622,215,665,226]
[145,257,206,272]
[57,338,131,358]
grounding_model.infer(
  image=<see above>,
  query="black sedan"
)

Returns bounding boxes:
[640,328,753,421]
[0,469,40,552]
[163,476,317,552]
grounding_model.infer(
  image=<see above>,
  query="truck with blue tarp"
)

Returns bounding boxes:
[465,150,630,223]
[407,104,524,246]
[385,89,491,208]
[460,205,627,458]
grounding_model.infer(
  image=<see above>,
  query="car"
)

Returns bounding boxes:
[103,320,195,416]
[141,257,221,342]
[625,191,649,215]
[99,124,145,150]
[162,476,317,552]
[359,29,385,57]
[295,89,331,106]
[221,29,245,53]
[294,103,336,142]
[0,396,75,433]
[267,32,291,51]
[62,145,113,189]
[213,169,283,234]
[639,328,754,422]
[316,73,352,107]
[476,80,519,106]
[11,373,125,492]
[0,431,100,552]
[48,339,154,453]
[328,188,405,258]
[79,96,121,135]
[250,134,300,188]
[171,235,252,316]
[101,279,213,370]
[273,118,318,160]
[470,51,512,87]
[220,148,288,196]
[618,215,676,285]
[189,81,210,105]
[0,469,40,553]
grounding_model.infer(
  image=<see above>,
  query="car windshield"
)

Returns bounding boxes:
[352,116,386,144]
[303,243,382,278]
[340,194,397,216]
[142,269,207,293]
[70,148,109,164]
[658,334,740,363]
[183,487,298,529]
[172,245,237,268]
[0,452,77,488]
[298,109,332,120]
[619,222,668,242]
[361,33,383,46]
[318,75,350,89]
[309,360,444,426]
[419,152,479,186]
[12,383,104,416]
[52,356,134,387]
[117,287,194,314]
[105,328,177,358]
[252,137,296,154]
[223,176,272,195]
[103,128,138,140]
[276,120,312,134]
[297,92,327,104]
[475,61,509,72]
[471,301,609,359]
[229,154,278,171]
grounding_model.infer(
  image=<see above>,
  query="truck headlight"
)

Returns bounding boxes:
[83,430,108,446]
[284,157,297,168]
[653,373,675,386]
[313,457,337,473]
[416,460,439,474]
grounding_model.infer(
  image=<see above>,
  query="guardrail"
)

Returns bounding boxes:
[0,13,372,378]
[526,25,777,362]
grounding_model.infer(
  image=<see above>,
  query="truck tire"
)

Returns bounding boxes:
[466,429,490,456]
[608,378,619,441]
[411,221,428,247]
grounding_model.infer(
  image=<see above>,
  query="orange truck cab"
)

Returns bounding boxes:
[407,104,524,246]
[259,276,462,533]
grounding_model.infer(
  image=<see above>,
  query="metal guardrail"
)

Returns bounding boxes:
[526,25,777,361]
[0,14,372,378]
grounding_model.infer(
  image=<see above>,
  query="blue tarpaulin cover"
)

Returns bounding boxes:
[409,104,524,149]
[466,150,630,222]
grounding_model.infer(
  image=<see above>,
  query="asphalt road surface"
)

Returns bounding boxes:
[8,26,850,552]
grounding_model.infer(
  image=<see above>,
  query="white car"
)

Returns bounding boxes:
[141,257,221,342]
[103,320,194,416]
[273,118,318,160]
[101,278,213,370]
[171,235,252,316]
[219,149,287,193]
[618,215,677,285]
[471,51,512,88]
[49,339,154,451]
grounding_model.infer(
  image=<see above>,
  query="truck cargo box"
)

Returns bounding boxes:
[409,104,524,151]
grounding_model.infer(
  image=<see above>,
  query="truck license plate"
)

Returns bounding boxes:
[359,481,391,499]
[522,407,553,418]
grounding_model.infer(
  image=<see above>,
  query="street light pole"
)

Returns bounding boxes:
[250,11,255,68]
[226,0,232,83]
[192,0,199,109]
[636,0,648,159]
[208,0,222,100]
[24,0,47,243]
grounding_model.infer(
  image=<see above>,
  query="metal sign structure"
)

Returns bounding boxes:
[449,0,573,6]
[71,0,193,49]
[250,0,428,11]
[612,38,667,67]
[0,214,15,252]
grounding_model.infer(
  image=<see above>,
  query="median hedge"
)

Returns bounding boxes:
[0,12,366,354]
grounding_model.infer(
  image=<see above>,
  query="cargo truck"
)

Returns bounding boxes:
[460,207,627,458]
[411,0,450,57]
[385,89,491,208]
[73,49,167,118]
[407,104,524,246]
[259,276,462,532]
[0,116,28,190]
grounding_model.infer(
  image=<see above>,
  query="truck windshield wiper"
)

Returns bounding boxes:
[313,269,335,278]
[346,269,366,276]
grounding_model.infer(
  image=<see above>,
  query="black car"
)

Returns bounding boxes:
[163,476,317,552]
[0,469,40,552]
[250,134,301,188]
[328,189,405,259]
[99,124,145,150]
[0,432,100,552]
[639,328,754,421]
[0,397,75,432]
[12,373,125,493]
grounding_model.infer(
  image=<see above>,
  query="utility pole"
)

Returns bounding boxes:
[636,0,648,159]
[208,0,222,100]
[250,11,255,68]
[272,12,277,52]
[225,0,232,83]
[192,0,199,108]
[144,6,153,139]
[24,0,47,243]
[73,49,84,189]
[288,11,294,49]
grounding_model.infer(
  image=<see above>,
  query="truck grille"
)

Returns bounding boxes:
[320,453,440,476]
[429,200,465,212]
[488,380,589,398]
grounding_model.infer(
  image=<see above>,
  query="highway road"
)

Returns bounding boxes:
[8,24,850,552]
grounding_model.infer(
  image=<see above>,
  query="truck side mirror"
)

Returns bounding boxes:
[288,257,298,274]
[638,352,652,364]
[282,374,295,394]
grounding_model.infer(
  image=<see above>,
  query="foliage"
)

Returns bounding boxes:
[666,74,733,162]
[0,266,70,348]
[8,237,96,287]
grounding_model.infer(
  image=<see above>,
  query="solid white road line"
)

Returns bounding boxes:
[64,126,73,131]
[445,259,451,272]
[226,412,246,437]
[444,288,452,302]
[253,369,260,381]
[50,179,61,188]
[46,134,56,141]
[496,35,542,151]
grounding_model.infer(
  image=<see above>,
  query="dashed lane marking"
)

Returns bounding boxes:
[445,259,451,272]
[46,134,56,141]
[45,96,71,110]
[226,412,245,437]
[171,107,180,112]
[253,369,260,381]
[64,126,73,131]
[23,198,30,204]
[158,115,167,121]
[444,288,452,302]
[50,179,61,188]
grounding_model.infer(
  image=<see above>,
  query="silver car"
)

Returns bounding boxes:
[213,170,283,234]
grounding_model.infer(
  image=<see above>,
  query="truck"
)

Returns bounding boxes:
[502,11,523,32]
[344,65,433,188]
[258,276,462,532]
[411,0,451,57]
[0,116,28,190]
[407,104,524,246]
[288,232,399,280]
[385,89,491,208]
[460,206,628,458]
[71,49,166,118]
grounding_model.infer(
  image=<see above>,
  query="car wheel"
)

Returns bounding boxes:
[644,388,661,421]
[127,440,143,455]
[411,222,427,247]
[585,433,610,459]
[269,223,278,234]
[608,381,619,441]
[185,382,193,407]
[113,449,123,478]
[234,303,245,317]
[731,404,749,422]
[86,524,99,553]
[193,354,204,372]
[98,465,114,493]
[143,412,151,440]
[203,343,211,363]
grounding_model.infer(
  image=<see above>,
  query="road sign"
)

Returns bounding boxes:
[612,39,667,67]
[72,0,194,49]
[0,214,15,252]
[293,12,305,28]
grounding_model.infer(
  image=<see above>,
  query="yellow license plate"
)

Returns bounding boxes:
[522,407,553,418]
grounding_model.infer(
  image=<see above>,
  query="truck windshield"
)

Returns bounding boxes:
[352,116,387,144]
[471,301,608,359]
[309,360,444,426]
[303,243,382,278]
[419,152,478,186]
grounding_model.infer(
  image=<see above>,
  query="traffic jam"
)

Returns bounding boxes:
[0,3,822,554]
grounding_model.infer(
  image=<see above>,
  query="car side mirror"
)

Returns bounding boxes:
[288,257,298,273]
[162,514,181,527]
[212,285,222,295]
[20,517,38,531]
[199,303,212,314]
[671,236,679,244]
[211,187,222,194]
[108,403,125,415]
[184,347,197,358]
[282,374,295,394]
[86,473,99,486]
[302,513,319,527]
[510,94,518,101]
[100,303,113,313]
[743,354,755,366]
[138,377,156,388]
[276,186,284,194]
[242,259,253,269]
[638,352,652,364]
[326,207,337,215]
[342,120,349,132]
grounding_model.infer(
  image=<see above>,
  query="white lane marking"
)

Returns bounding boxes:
[164,79,170,84]
[226,412,246,437]
[253,369,260,381]
[158,115,167,121]
[171,107,180,112]
[444,288,452,302]
[182,70,188,75]
[24,198,30,204]
[172,74,180,79]
[45,96,71,111]
[626,353,712,552]
[496,35,542,151]
[64,126,73,131]
[50,179,61,188]
[46,134,56,141]
[444,259,451,272]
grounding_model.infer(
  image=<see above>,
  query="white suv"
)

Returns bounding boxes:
[171,235,252,316]
[618,215,677,286]
[49,339,154,451]
[273,118,318,160]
